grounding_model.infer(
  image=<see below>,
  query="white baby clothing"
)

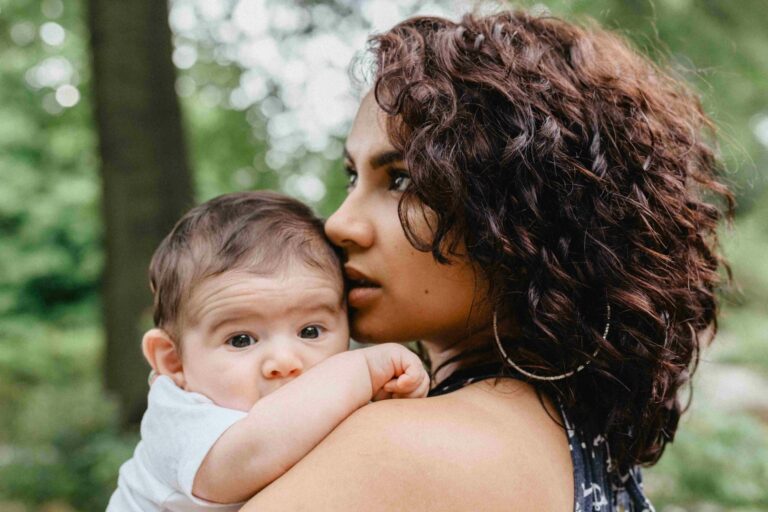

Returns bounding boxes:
[107,376,247,512]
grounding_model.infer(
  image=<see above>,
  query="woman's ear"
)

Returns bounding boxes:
[142,328,186,388]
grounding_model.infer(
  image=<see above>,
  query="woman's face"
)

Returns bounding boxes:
[325,93,491,345]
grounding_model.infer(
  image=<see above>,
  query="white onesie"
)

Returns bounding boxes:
[107,376,247,512]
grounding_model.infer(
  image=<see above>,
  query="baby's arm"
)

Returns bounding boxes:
[192,343,429,503]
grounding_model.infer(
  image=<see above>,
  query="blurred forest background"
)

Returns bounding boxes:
[0,0,766,510]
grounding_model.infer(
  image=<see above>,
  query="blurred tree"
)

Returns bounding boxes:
[87,0,194,424]
[0,0,102,318]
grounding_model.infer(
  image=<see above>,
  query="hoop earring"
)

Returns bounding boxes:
[493,304,609,382]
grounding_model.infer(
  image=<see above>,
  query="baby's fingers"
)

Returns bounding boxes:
[389,373,410,389]
[389,372,429,398]
[372,387,393,402]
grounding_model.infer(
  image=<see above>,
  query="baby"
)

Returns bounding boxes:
[107,191,429,511]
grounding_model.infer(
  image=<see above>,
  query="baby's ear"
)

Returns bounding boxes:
[142,328,186,388]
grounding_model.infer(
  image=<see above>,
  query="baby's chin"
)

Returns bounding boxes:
[224,379,300,411]
[207,394,259,412]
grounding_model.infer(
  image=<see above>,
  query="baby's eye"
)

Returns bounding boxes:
[299,325,323,339]
[388,170,411,192]
[227,334,257,348]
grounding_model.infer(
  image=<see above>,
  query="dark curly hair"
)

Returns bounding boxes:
[367,11,734,471]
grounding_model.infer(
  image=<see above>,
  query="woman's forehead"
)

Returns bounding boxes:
[345,92,393,161]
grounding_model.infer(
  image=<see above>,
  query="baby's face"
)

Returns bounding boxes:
[178,266,349,411]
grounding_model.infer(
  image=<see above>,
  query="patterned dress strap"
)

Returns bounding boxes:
[429,365,656,511]
[559,403,655,512]
[427,362,506,397]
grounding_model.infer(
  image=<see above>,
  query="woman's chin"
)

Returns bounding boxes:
[349,316,384,343]
[349,310,412,344]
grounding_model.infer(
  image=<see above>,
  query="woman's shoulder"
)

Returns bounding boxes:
[361,378,569,457]
[242,379,573,511]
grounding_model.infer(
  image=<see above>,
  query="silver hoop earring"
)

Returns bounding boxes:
[493,304,609,382]
[148,369,158,386]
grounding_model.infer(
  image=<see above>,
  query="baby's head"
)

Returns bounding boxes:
[142,191,349,411]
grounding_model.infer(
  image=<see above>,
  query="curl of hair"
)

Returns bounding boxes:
[368,10,734,471]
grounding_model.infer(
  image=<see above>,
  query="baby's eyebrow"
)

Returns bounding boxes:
[207,300,341,333]
[208,314,246,335]
[291,300,343,317]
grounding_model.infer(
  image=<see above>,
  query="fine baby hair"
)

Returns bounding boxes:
[148,190,342,345]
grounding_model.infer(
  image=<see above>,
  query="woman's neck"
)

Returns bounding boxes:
[420,340,464,385]
[421,327,494,385]
[422,314,519,385]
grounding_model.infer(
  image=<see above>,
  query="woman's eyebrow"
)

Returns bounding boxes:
[370,150,404,169]
[343,147,403,169]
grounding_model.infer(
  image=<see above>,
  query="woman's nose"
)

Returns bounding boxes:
[325,195,374,250]
[261,348,303,380]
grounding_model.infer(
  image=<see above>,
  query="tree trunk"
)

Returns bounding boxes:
[87,0,194,425]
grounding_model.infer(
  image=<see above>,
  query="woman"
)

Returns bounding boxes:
[244,10,732,511]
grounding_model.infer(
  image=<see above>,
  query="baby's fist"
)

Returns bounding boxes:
[382,369,430,399]
[365,343,430,401]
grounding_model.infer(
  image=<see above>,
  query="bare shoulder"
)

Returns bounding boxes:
[243,380,572,512]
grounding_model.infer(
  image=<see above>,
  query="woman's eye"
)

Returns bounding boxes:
[299,325,323,339]
[344,165,358,190]
[226,334,257,348]
[388,170,411,192]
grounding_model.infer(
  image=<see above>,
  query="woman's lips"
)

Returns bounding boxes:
[344,266,382,308]
[348,285,382,308]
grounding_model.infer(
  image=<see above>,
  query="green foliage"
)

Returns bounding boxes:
[722,195,768,305]
[714,192,768,372]
[717,306,768,371]
[0,0,101,317]
[0,393,137,511]
[645,408,768,510]
[0,314,138,510]
[0,0,767,510]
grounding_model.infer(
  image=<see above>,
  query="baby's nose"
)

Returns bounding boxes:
[261,350,303,380]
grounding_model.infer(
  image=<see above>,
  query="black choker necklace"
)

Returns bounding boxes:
[428,362,507,397]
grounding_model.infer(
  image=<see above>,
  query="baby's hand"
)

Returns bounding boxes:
[378,370,430,400]
[362,343,430,401]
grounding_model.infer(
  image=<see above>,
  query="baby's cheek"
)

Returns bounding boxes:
[210,381,259,412]
[190,361,259,411]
